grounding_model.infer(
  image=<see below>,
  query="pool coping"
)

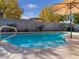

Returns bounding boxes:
[0,31,73,34]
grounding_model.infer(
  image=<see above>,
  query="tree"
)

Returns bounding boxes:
[0,0,22,19]
[73,13,79,24]
[39,7,64,22]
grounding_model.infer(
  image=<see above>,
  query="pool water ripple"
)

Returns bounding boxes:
[1,33,67,48]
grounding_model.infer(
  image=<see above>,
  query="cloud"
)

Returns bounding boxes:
[21,16,29,19]
[21,12,37,19]
[21,15,37,19]
[28,4,38,8]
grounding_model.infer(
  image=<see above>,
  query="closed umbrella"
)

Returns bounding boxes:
[49,0,79,38]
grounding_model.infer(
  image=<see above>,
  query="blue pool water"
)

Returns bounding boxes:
[1,32,66,48]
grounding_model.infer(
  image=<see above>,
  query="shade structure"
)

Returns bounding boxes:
[50,2,79,15]
[49,0,79,38]
[64,0,79,3]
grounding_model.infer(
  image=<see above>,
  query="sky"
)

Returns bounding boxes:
[18,0,63,19]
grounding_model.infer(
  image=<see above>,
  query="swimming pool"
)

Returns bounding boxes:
[1,32,66,48]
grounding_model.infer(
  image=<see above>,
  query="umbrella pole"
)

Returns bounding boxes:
[70,16,72,39]
[70,4,72,39]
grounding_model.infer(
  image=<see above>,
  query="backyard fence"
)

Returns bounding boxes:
[0,18,79,32]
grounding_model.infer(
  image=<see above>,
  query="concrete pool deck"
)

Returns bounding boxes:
[0,43,79,59]
[0,32,79,59]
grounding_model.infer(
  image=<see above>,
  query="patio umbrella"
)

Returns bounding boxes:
[49,0,79,38]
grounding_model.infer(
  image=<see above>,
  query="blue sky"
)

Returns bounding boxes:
[18,0,63,19]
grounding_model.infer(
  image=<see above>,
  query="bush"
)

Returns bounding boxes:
[66,27,75,31]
